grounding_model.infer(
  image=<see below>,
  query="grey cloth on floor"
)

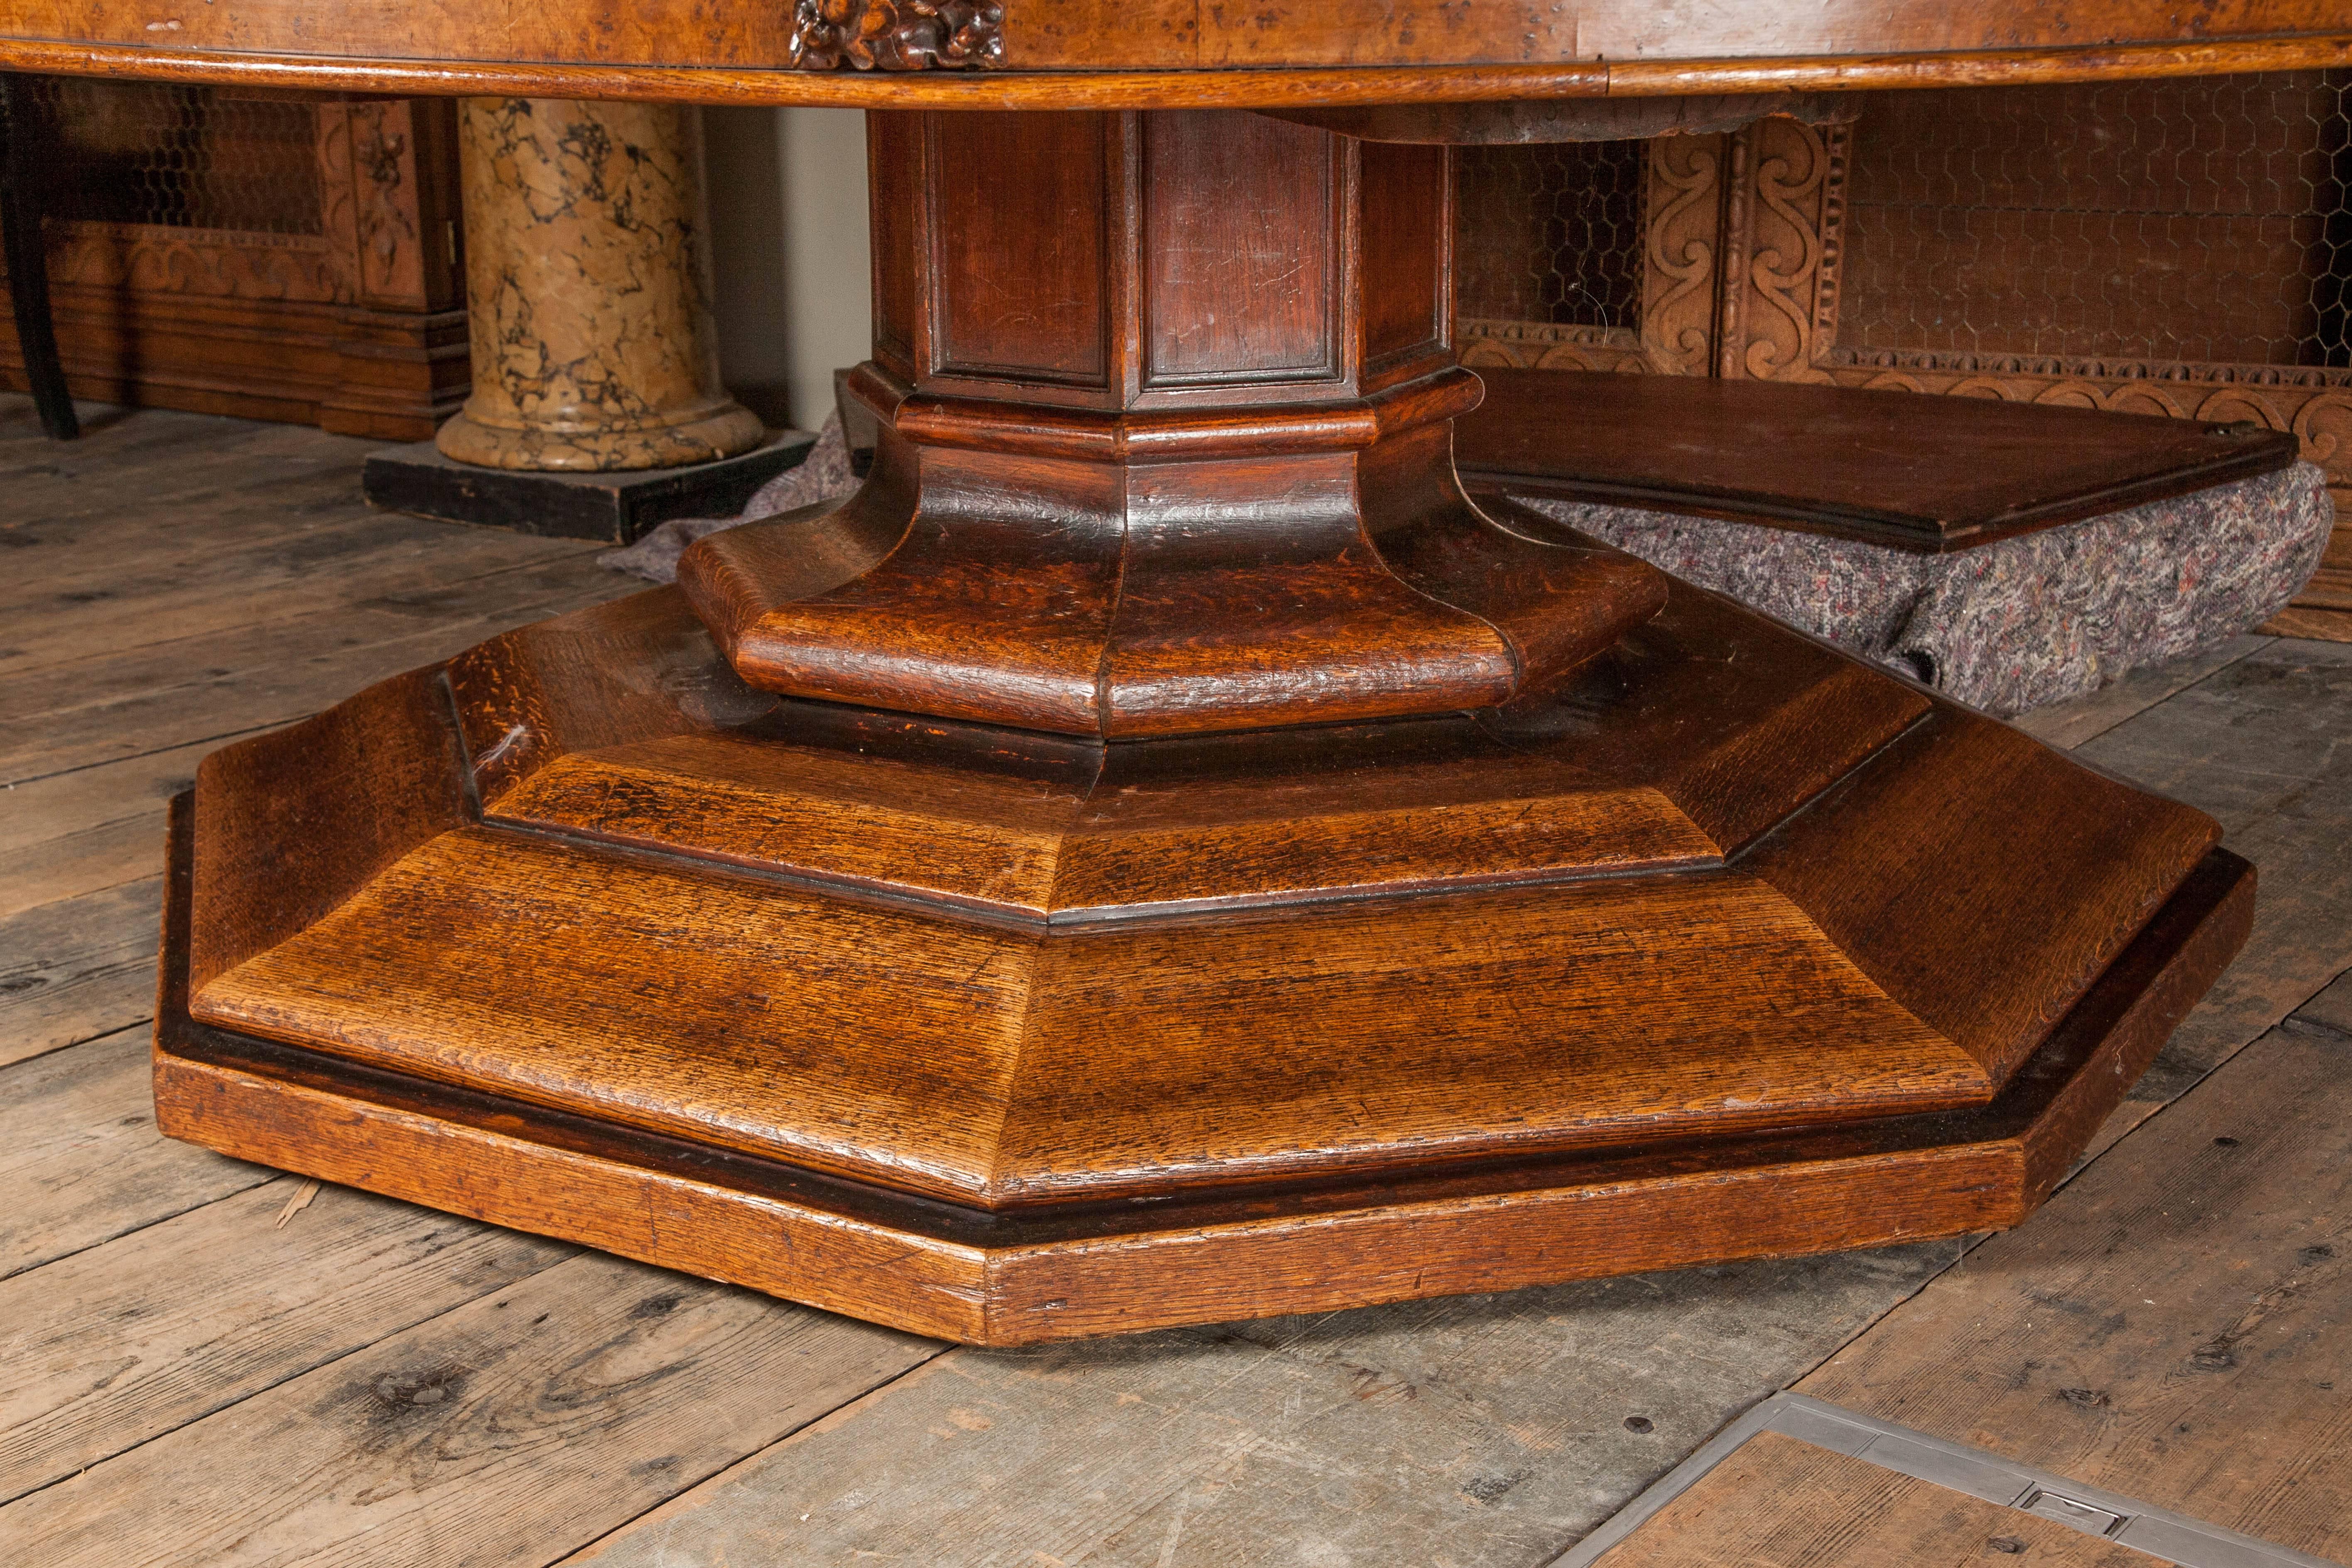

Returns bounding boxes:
[603,409,2332,719]
[600,413,859,583]
[1517,461,2332,716]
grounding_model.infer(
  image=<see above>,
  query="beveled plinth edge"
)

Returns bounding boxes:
[363,430,816,544]
[152,790,2256,1346]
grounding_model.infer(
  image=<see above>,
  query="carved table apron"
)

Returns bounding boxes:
[9,1,2342,1343]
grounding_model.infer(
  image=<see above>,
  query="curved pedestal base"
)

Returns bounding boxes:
[156,534,2252,1344]
[432,397,768,474]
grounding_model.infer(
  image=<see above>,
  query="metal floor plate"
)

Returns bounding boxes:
[1551,1392,2345,1568]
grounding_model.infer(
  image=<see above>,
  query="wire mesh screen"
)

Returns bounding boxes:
[1451,74,2352,375]
[1453,140,1646,330]
[15,78,323,236]
[1837,74,2352,371]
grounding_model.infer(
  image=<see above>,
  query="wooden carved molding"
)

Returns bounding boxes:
[42,222,346,304]
[1637,130,1725,377]
[788,0,1005,70]
[1459,320,1651,375]
[350,103,426,304]
[1718,115,1845,384]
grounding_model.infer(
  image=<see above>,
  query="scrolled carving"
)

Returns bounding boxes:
[789,0,1004,70]
[1638,133,1723,377]
[1737,117,1835,384]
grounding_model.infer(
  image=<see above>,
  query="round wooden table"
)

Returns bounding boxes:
[22,2,2341,1344]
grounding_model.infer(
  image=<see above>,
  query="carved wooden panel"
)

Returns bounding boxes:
[1455,75,2352,633]
[0,81,466,440]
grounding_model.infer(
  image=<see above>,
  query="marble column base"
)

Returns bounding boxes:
[434,394,767,473]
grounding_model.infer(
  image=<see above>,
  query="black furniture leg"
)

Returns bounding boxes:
[0,74,77,441]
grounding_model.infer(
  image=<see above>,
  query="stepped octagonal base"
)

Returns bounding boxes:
[155,533,2252,1344]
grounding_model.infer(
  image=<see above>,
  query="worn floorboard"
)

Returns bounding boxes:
[0,741,201,919]
[568,1245,1965,1568]
[0,1255,940,1568]
[2011,634,2275,752]
[2,399,2347,1567]
[2073,638,2352,1102]
[0,882,162,1069]
[1795,1020,2352,1564]
[0,1182,576,1506]
[0,1026,272,1281]
[1588,1431,2161,1567]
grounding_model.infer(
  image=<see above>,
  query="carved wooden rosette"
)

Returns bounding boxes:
[788,0,1005,71]
[682,111,1664,737]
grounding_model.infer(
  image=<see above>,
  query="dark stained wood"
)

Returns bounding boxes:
[29,3,2296,1358]
[1259,94,1858,145]
[681,111,1666,740]
[0,89,464,441]
[138,61,2266,1345]
[10,384,2345,1553]
[156,778,2254,1343]
[1456,369,2301,553]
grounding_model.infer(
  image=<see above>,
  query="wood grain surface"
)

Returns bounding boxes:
[4,400,2344,1562]
[0,1026,270,1281]
[2073,638,2352,1103]
[0,3,2343,109]
[1592,1430,2163,1566]
[564,1250,1962,1568]
[0,1253,936,1568]
[0,402,636,1067]
[0,1180,572,1504]
[1796,1020,2352,1563]
[1457,370,2299,553]
[684,113,1665,740]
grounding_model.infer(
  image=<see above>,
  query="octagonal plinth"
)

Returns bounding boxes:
[155,517,2250,1343]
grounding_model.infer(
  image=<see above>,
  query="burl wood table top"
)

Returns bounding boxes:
[0,1,2344,108]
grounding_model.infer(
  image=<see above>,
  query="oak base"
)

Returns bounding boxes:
[155,532,2252,1344]
[154,791,2251,1345]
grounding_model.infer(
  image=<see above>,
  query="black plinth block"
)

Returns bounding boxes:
[361,431,817,544]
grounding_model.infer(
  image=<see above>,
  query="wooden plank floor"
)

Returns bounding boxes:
[3,397,2347,1566]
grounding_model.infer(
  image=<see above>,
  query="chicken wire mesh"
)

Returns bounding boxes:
[1452,72,2352,372]
[1838,73,2352,371]
[10,78,322,237]
[1453,138,1646,330]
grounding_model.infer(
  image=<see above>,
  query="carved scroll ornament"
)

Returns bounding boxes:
[789,0,1005,70]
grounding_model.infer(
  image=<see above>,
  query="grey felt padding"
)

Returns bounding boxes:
[1518,462,2331,715]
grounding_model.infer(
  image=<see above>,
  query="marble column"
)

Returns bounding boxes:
[435,97,764,472]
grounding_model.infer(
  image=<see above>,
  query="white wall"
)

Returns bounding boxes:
[703,107,873,433]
